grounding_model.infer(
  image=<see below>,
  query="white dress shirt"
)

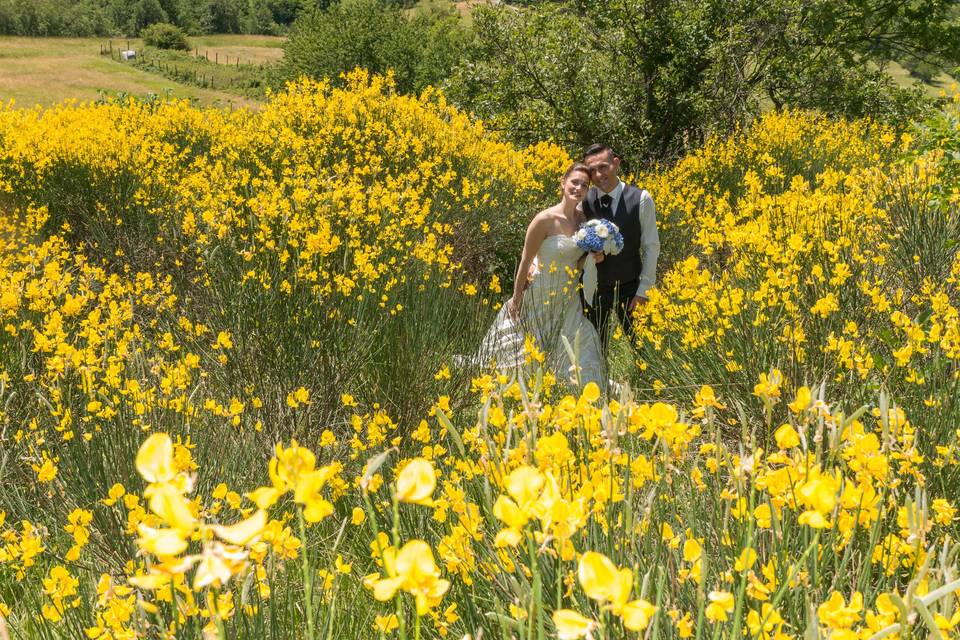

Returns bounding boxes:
[596,179,660,299]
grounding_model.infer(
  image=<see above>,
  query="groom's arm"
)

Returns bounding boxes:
[634,190,660,300]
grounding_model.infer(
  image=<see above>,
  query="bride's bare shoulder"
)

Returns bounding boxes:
[530,205,561,226]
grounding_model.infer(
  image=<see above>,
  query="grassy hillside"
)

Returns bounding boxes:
[0,35,283,108]
[886,60,957,99]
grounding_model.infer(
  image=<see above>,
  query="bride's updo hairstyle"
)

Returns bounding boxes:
[562,162,591,183]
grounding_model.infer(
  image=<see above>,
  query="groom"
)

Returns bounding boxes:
[581,144,660,351]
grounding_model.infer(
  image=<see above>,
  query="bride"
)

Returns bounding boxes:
[466,162,605,388]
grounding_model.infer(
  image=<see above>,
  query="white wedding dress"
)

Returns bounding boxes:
[464,234,605,388]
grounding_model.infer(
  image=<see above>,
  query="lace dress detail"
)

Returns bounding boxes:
[464,234,605,387]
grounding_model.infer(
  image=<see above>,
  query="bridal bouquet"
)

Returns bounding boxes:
[574,219,624,255]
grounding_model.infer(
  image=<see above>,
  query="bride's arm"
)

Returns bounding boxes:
[509,217,546,317]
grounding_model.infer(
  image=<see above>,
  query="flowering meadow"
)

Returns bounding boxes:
[1,73,960,639]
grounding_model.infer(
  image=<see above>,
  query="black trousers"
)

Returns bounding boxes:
[585,280,638,353]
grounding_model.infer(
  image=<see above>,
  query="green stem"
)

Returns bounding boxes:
[757,532,821,633]
[729,490,755,640]
[169,578,178,636]
[214,587,228,640]
[298,507,316,640]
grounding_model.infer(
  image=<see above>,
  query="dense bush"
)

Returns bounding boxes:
[140,20,188,48]
[282,0,470,94]
[3,85,960,640]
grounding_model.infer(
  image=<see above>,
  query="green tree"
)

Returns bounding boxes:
[283,0,420,91]
[267,0,310,25]
[451,0,960,165]
[411,0,472,90]
[125,0,169,33]
[244,0,279,33]
[283,0,469,93]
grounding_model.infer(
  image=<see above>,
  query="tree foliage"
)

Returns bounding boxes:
[282,0,470,94]
[450,0,960,165]
[0,0,310,35]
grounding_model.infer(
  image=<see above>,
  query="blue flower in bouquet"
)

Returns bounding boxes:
[574,219,624,255]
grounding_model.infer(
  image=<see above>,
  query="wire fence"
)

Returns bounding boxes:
[99,39,268,90]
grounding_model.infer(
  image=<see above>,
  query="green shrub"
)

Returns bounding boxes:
[282,0,468,94]
[141,21,189,49]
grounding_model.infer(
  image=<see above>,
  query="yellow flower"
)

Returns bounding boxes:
[581,382,601,403]
[798,469,839,527]
[753,370,783,403]
[774,424,800,449]
[734,547,757,572]
[788,386,812,413]
[351,506,366,525]
[705,590,735,622]
[366,540,450,616]
[817,591,863,630]
[102,482,126,506]
[136,524,189,557]
[747,603,784,638]
[334,553,352,574]
[682,538,702,563]
[552,609,596,639]
[621,599,657,631]
[136,434,176,484]
[34,456,57,483]
[286,386,310,408]
[211,509,267,546]
[42,565,79,600]
[578,551,625,605]
[395,458,437,505]
[375,613,399,633]
[269,440,316,493]
[144,481,196,533]
[293,466,337,523]
[248,440,322,510]
[193,542,248,590]
[931,499,956,525]
[493,465,545,545]
[576,550,654,627]
[753,504,772,529]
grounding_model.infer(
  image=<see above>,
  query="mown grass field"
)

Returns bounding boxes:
[0,35,284,108]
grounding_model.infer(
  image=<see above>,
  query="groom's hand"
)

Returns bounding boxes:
[628,296,647,314]
[591,251,605,263]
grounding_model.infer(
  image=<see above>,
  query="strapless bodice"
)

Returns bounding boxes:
[537,234,584,268]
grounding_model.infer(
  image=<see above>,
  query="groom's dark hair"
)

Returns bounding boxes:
[582,144,620,161]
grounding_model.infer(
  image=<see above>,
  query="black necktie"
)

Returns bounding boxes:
[600,194,613,214]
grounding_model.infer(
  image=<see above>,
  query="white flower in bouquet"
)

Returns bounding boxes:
[574,219,624,255]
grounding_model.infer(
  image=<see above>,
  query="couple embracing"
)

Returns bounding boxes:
[473,144,660,390]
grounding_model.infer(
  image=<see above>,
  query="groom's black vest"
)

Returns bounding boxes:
[582,183,644,288]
